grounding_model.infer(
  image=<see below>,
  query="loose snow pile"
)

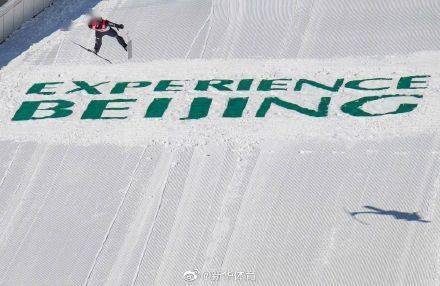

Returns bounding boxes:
[0,54,439,147]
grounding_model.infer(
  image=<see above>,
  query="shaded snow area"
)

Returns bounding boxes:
[1,0,440,285]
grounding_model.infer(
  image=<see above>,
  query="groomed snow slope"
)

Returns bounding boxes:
[1,0,440,285]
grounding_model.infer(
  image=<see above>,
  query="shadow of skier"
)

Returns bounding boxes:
[0,0,101,69]
[347,206,430,224]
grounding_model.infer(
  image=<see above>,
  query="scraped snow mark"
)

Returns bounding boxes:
[84,147,147,286]
[84,146,162,285]
[185,0,214,59]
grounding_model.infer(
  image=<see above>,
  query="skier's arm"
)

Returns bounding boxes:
[107,20,124,29]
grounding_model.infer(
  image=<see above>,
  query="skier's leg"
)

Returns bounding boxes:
[108,28,127,51]
[116,35,128,51]
[94,31,103,53]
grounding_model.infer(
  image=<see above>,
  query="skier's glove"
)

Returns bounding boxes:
[116,24,124,29]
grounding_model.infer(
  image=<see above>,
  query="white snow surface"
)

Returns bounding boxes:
[1,0,440,285]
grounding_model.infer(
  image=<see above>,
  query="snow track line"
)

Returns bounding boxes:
[0,146,69,285]
[397,137,440,285]
[84,147,147,286]
[200,0,214,59]
[0,145,47,249]
[0,144,19,202]
[130,152,173,286]
[185,0,214,59]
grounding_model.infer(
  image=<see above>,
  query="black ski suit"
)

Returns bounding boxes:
[90,19,127,53]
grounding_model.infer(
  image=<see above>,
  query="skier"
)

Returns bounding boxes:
[87,16,127,54]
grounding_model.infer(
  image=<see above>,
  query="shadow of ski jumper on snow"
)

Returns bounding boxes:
[346,206,431,224]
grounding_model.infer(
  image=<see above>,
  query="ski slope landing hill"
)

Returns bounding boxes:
[1,0,440,285]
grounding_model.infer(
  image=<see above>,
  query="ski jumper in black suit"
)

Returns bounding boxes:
[88,17,127,53]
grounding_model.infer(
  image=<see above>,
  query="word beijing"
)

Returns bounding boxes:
[13,75,429,121]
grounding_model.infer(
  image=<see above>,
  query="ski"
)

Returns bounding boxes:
[118,27,133,60]
[72,41,112,64]
[127,40,133,59]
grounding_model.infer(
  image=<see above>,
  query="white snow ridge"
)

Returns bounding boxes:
[1,0,440,285]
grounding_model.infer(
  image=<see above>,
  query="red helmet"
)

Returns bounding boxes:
[87,17,102,29]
